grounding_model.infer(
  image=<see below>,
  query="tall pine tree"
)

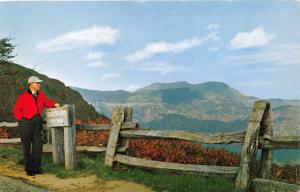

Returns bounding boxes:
[0,37,16,62]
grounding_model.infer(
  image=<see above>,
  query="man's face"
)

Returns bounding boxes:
[29,82,41,91]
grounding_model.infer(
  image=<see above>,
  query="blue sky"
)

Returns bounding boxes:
[0,1,299,99]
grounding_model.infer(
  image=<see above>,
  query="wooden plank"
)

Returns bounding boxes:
[115,154,238,177]
[259,103,272,179]
[43,144,53,152]
[43,145,127,153]
[123,107,133,122]
[258,136,300,149]
[104,107,124,167]
[121,122,137,129]
[234,100,268,192]
[0,138,21,144]
[250,178,300,192]
[63,104,76,169]
[0,122,18,127]
[104,123,122,166]
[76,124,111,130]
[2,121,136,130]
[76,146,126,153]
[2,135,299,150]
[51,127,64,165]
[76,146,106,152]
[120,130,246,144]
[111,106,125,123]
[120,107,133,153]
[76,122,137,131]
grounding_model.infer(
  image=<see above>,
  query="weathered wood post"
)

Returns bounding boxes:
[258,103,272,179]
[104,106,125,167]
[63,104,76,169]
[120,107,133,151]
[46,104,76,169]
[51,127,64,165]
[234,100,269,192]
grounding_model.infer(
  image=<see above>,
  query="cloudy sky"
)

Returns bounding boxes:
[0,1,299,99]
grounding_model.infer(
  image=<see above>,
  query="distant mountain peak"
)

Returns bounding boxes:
[200,81,229,87]
[136,81,191,92]
[135,80,233,92]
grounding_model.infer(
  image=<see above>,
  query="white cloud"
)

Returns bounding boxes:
[101,73,120,80]
[129,62,189,75]
[227,43,300,66]
[125,84,139,92]
[86,61,109,68]
[36,25,119,53]
[208,47,219,52]
[126,32,219,62]
[206,23,220,31]
[85,52,105,60]
[84,52,110,68]
[230,27,274,49]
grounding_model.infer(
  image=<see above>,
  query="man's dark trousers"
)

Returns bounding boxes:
[19,115,43,172]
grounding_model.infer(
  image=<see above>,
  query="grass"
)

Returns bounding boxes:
[0,145,235,192]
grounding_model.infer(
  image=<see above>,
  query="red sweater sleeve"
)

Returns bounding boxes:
[44,94,57,108]
[12,95,24,121]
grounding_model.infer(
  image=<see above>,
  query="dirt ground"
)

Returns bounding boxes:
[0,161,153,192]
[0,174,46,192]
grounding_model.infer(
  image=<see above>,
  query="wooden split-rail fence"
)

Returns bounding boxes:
[0,101,299,192]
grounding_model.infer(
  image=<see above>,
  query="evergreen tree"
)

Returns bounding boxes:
[0,37,16,62]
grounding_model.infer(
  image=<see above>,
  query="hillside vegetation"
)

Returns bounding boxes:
[0,60,107,122]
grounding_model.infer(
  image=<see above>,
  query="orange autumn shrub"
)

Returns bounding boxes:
[76,130,109,146]
[75,117,110,146]
[0,127,9,139]
[268,163,300,184]
[127,138,240,166]
[250,160,300,185]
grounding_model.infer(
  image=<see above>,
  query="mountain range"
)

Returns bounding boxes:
[71,81,300,137]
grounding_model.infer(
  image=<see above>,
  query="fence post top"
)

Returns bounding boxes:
[255,100,270,105]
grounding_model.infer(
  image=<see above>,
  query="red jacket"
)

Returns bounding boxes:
[12,89,57,121]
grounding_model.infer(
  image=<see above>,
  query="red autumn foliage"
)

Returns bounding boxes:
[127,138,240,166]
[76,130,109,146]
[270,164,300,184]
[0,127,9,139]
[250,160,300,184]
[75,117,110,146]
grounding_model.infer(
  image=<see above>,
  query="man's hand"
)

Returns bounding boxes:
[54,103,60,108]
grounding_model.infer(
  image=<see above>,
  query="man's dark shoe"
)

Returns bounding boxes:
[26,171,35,176]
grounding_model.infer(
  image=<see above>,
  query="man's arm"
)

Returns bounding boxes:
[44,94,59,108]
[12,95,24,121]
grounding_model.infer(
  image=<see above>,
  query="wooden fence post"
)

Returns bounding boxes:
[258,103,272,179]
[234,100,269,192]
[120,107,133,152]
[51,127,64,165]
[104,106,125,167]
[48,104,76,169]
[123,107,133,122]
[63,104,76,169]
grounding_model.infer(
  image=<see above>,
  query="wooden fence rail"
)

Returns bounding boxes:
[0,100,299,192]
[1,135,299,150]
[115,154,239,178]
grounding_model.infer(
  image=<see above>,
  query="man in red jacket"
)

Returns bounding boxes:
[12,76,60,176]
